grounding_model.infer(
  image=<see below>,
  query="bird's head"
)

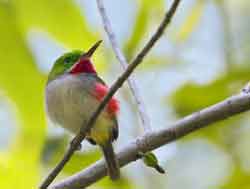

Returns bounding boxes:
[47,40,102,83]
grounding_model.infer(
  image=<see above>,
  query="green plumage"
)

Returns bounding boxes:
[47,50,83,83]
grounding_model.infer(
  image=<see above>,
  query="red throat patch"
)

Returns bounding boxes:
[94,83,119,115]
[70,58,96,74]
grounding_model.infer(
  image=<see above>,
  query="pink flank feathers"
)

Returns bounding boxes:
[94,83,119,115]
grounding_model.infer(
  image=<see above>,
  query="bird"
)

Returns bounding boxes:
[45,40,120,180]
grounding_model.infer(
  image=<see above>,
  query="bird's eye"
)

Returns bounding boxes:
[64,58,70,64]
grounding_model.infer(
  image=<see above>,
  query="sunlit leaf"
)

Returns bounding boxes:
[124,0,164,59]
[171,69,250,116]
[222,164,250,189]
[171,68,250,148]
[96,176,133,189]
[12,0,96,49]
[174,0,205,42]
[0,3,45,189]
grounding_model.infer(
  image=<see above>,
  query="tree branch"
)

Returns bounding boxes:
[49,91,250,189]
[39,0,182,188]
[96,0,152,132]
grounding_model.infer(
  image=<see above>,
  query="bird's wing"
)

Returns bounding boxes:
[93,75,119,141]
[81,74,119,141]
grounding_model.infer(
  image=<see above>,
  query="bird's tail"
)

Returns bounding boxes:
[101,142,120,180]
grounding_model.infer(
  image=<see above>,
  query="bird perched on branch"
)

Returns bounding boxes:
[45,41,120,180]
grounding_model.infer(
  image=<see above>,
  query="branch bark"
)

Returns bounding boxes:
[50,91,250,189]
[96,0,152,132]
[39,0,182,188]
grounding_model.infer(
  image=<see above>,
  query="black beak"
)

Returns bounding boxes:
[83,40,102,58]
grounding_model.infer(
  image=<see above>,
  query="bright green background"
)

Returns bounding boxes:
[0,0,250,188]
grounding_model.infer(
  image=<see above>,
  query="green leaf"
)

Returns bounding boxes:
[0,4,46,189]
[12,0,96,49]
[174,0,205,42]
[171,69,250,116]
[124,0,164,59]
[97,176,133,189]
[171,68,250,147]
[222,164,250,189]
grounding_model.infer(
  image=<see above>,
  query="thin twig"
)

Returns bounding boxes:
[50,91,250,189]
[39,0,181,188]
[96,0,151,131]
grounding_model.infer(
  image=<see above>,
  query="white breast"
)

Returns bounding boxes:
[45,74,99,133]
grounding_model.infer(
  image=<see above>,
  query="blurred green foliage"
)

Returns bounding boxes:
[0,0,166,188]
[0,0,250,189]
[171,68,250,186]
[0,0,100,188]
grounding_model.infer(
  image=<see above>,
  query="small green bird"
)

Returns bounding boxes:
[45,41,120,180]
